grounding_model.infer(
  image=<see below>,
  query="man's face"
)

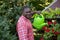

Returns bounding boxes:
[23,8,33,19]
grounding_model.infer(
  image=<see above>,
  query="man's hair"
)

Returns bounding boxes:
[21,6,30,13]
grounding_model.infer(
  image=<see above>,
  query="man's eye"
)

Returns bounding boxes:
[26,12,29,13]
[26,11,31,13]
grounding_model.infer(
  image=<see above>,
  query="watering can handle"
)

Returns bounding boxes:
[35,14,44,19]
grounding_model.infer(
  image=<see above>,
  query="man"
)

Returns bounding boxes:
[16,6,40,40]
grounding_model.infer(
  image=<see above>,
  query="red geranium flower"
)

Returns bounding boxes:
[53,21,57,25]
[48,21,52,25]
[52,28,55,33]
[40,37,44,40]
[45,28,50,32]
[42,26,50,32]
[42,26,47,30]
[54,32,60,35]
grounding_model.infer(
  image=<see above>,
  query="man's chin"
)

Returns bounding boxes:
[27,17,31,19]
[26,17,31,19]
[25,15,32,19]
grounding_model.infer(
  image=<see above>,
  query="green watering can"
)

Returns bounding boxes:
[33,14,47,30]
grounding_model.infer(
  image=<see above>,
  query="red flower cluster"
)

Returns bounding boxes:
[47,20,57,25]
[54,32,60,35]
[52,28,60,35]
[40,37,44,40]
[45,28,50,32]
[42,20,60,35]
[48,21,52,25]
[42,26,47,30]
[53,21,56,25]
[42,26,50,32]
[52,28,55,33]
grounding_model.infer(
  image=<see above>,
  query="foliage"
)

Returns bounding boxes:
[42,8,60,19]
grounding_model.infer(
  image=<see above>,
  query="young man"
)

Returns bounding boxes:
[16,6,40,40]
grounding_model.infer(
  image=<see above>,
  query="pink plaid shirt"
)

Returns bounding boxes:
[16,15,34,40]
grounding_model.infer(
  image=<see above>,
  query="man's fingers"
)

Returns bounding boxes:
[31,11,41,15]
[35,11,41,13]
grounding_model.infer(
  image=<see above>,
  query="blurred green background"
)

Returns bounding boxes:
[0,0,53,40]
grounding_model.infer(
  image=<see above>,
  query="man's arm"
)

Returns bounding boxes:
[16,18,28,40]
[32,11,41,15]
[34,11,41,14]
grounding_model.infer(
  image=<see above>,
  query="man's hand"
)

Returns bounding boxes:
[31,11,41,18]
[33,11,41,15]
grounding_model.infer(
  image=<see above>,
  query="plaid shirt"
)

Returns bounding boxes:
[16,15,34,40]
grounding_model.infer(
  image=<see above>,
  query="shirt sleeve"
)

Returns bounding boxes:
[16,18,28,40]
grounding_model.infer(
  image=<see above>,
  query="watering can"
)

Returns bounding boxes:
[33,14,47,30]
